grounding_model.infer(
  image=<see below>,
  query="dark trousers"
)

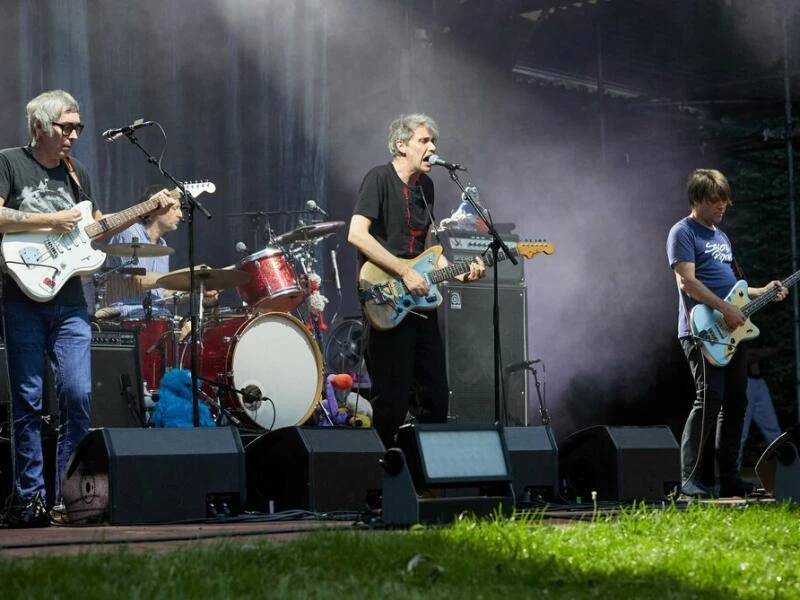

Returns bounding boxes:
[679,337,748,484]
[364,310,449,448]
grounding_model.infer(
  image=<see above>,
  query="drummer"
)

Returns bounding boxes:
[103,184,184,318]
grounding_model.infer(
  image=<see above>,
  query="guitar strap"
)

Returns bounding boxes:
[62,156,85,204]
[418,185,443,247]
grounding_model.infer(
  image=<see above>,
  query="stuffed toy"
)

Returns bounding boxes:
[305,272,329,332]
[150,368,216,428]
[321,373,372,427]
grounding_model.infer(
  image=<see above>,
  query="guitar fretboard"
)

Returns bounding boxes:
[85,197,159,239]
[428,250,506,284]
[742,268,800,317]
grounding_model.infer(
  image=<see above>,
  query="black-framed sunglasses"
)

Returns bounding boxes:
[52,122,85,137]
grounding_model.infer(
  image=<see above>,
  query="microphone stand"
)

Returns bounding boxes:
[443,168,517,424]
[119,129,212,427]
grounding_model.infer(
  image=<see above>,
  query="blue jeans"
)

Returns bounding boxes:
[737,377,782,469]
[3,301,92,504]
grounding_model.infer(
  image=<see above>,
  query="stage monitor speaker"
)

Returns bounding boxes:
[559,425,680,502]
[439,283,528,425]
[504,426,559,502]
[755,426,800,502]
[246,426,385,513]
[62,427,246,524]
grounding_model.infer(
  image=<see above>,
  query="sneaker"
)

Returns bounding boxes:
[680,478,714,499]
[50,501,68,525]
[2,491,50,528]
[719,477,755,498]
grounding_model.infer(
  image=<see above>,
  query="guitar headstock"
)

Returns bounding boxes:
[516,239,554,259]
[181,180,217,197]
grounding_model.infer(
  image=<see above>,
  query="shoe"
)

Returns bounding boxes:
[50,502,68,525]
[680,478,714,498]
[2,491,50,528]
[719,477,755,498]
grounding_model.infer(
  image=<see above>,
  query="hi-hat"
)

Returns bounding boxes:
[156,268,251,291]
[104,243,175,258]
[274,220,345,244]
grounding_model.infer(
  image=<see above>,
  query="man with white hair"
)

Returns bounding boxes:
[348,114,485,448]
[0,90,178,526]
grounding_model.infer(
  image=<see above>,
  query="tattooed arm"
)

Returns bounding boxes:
[0,197,81,234]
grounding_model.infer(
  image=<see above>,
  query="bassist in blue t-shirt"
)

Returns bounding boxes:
[666,168,787,498]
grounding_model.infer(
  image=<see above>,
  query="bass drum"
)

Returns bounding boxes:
[194,312,322,430]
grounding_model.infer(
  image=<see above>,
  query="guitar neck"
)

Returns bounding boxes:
[742,268,800,318]
[427,248,510,285]
[84,197,159,239]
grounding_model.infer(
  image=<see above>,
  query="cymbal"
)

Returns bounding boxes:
[104,243,175,258]
[156,268,251,291]
[274,220,345,244]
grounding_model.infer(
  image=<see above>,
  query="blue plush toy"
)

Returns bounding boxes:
[150,369,216,428]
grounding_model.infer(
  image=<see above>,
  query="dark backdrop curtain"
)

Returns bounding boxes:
[1,0,328,277]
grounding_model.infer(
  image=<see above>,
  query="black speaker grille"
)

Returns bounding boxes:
[439,284,528,425]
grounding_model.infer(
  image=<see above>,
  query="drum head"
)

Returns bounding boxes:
[231,312,322,430]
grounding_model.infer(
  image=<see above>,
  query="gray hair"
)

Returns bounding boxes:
[26,90,80,138]
[387,113,439,157]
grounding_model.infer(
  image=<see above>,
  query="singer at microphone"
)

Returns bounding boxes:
[102,119,154,142]
[347,113,486,450]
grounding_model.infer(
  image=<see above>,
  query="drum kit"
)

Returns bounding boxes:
[93,219,346,432]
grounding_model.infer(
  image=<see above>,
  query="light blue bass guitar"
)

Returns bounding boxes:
[689,270,800,367]
[359,241,554,330]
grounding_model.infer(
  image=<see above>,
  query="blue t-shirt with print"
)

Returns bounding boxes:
[666,216,738,338]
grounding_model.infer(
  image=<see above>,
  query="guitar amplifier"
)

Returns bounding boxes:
[438,231,525,286]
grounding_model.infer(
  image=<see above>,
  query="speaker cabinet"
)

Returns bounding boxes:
[504,426,559,501]
[0,334,144,429]
[559,425,680,502]
[62,427,246,524]
[438,283,528,425]
[246,426,385,513]
[755,426,800,502]
[90,335,144,427]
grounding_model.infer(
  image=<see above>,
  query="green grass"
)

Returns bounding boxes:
[2,502,800,599]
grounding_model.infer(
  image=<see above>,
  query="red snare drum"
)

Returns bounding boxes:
[119,318,175,392]
[190,312,322,430]
[236,247,305,312]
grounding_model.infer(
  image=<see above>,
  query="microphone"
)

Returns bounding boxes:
[241,384,263,409]
[101,119,154,142]
[427,154,465,171]
[504,359,542,374]
[305,199,329,217]
[331,249,341,291]
[235,241,251,255]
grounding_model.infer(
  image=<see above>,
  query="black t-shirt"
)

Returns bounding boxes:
[353,163,434,260]
[0,146,96,305]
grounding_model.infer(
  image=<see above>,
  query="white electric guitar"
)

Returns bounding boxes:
[1,181,215,302]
